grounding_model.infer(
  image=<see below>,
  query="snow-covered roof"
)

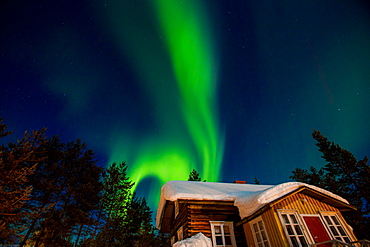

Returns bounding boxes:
[156,181,350,229]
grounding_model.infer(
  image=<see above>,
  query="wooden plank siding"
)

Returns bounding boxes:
[242,191,356,247]
[271,191,339,213]
[243,208,289,247]
[262,209,288,247]
[170,200,248,246]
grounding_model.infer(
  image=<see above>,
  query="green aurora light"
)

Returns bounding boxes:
[152,0,223,181]
[104,0,223,202]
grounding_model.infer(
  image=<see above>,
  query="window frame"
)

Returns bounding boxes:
[277,209,310,247]
[249,216,271,247]
[319,211,353,243]
[210,221,237,247]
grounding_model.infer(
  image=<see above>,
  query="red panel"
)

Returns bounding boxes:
[303,216,331,247]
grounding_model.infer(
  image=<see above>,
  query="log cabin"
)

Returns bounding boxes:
[156,180,360,247]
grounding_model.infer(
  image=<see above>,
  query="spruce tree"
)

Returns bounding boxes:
[188,169,202,181]
[93,162,170,247]
[20,137,103,246]
[290,130,370,239]
[94,162,134,246]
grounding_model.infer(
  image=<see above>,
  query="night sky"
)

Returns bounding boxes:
[1,0,370,211]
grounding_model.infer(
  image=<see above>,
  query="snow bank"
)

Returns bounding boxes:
[173,232,212,247]
[156,181,350,229]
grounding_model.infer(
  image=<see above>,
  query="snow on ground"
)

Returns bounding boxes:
[173,232,212,247]
[156,181,349,228]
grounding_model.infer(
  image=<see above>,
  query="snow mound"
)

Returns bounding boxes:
[157,181,349,229]
[173,232,212,247]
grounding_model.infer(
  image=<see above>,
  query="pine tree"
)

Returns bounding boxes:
[19,137,103,247]
[93,162,170,247]
[290,130,370,239]
[188,169,202,181]
[0,118,46,243]
[94,162,134,246]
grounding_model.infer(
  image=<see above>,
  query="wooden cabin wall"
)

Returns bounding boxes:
[262,209,288,247]
[170,202,188,239]
[242,222,254,247]
[271,192,339,213]
[272,193,357,241]
[243,208,289,247]
[243,192,356,247]
[176,201,248,247]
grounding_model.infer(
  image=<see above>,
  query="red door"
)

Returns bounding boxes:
[303,216,331,247]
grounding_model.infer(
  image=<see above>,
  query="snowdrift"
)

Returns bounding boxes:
[173,232,212,247]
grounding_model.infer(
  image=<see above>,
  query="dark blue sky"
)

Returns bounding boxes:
[1,0,370,210]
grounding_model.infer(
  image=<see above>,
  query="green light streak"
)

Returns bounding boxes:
[153,0,223,181]
[104,0,223,203]
[109,134,193,194]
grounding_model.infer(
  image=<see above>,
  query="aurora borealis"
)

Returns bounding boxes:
[1,0,370,211]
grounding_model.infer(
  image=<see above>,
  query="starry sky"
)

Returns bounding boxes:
[1,0,370,211]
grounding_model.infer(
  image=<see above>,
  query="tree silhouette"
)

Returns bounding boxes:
[290,130,370,239]
[0,118,46,243]
[188,169,202,181]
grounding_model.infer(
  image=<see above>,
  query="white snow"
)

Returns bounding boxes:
[173,232,212,247]
[156,181,349,229]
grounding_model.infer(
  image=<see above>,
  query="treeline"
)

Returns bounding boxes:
[0,118,170,246]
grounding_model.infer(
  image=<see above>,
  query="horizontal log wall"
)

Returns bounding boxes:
[174,200,248,247]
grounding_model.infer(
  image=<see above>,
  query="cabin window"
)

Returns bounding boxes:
[210,221,237,247]
[320,212,351,243]
[278,210,309,247]
[249,216,271,247]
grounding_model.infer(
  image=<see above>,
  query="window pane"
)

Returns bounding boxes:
[286,225,294,235]
[294,225,302,235]
[253,223,258,233]
[324,216,332,225]
[258,220,264,230]
[282,214,290,224]
[252,219,271,247]
[225,236,232,245]
[290,214,298,224]
[338,226,346,236]
[330,226,339,236]
[256,232,261,242]
[290,237,299,247]
[216,236,223,245]
[343,237,350,243]
[331,216,340,225]
[299,236,308,247]
[261,230,267,240]
[214,225,221,234]
[224,225,230,234]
